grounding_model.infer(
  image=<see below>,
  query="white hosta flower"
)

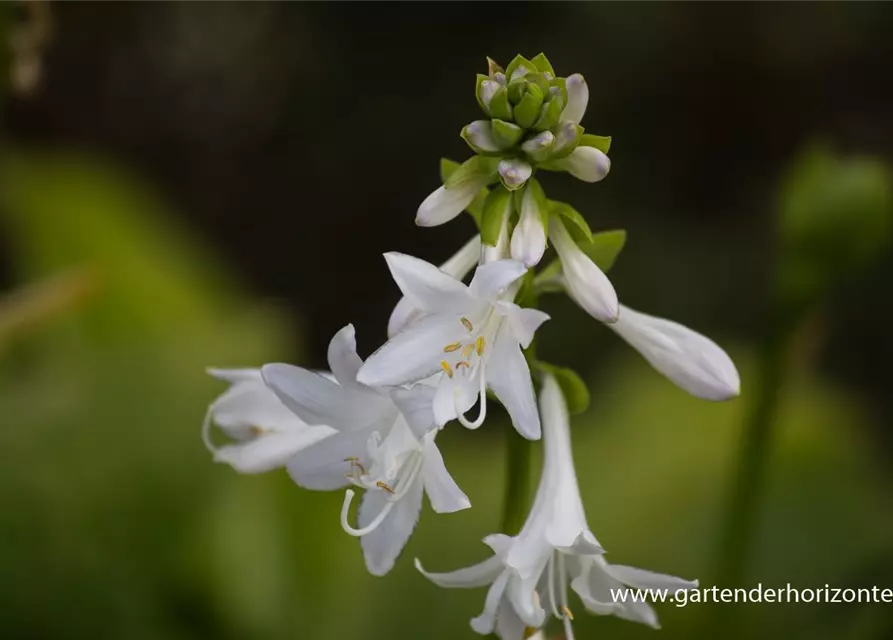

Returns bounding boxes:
[417,374,697,638]
[498,158,533,191]
[609,305,740,401]
[357,253,549,440]
[551,146,610,183]
[262,324,470,576]
[510,183,547,267]
[415,374,604,639]
[561,74,589,125]
[549,217,619,323]
[202,368,335,473]
[388,235,482,337]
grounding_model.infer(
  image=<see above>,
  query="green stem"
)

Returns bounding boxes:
[501,429,533,534]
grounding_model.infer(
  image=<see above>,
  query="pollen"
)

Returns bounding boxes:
[441,360,454,378]
[461,344,474,359]
[376,481,395,494]
[523,628,539,639]
[443,341,462,353]
[455,361,470,370]
[475,336,485,356]
[561,605,575,621]
[461,317,474,332]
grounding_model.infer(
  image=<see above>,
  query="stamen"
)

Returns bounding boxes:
[441,360,454,378]
[547,554,561,618]
[523,628,539,640]
[340,489,395,537]
[561,605,575,621]
[376,481,395,494]
[461,317,474,332]
[461,344,474,359]
[249,425,266,436]
[476,335,486,356]
[443,341,462,353]
[455,361,470,370]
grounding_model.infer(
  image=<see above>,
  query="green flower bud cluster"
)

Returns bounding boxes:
[466,54,590,191]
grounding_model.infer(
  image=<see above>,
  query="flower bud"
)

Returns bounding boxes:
[549,121,582,160]
[488,86,513,121]
[461,120,503,154]
[551,146,610,182]
[513,83,545,129]
[521,131,555,163]
[549,216,619,322]
[507,77,529,104]
[498,158,532,191]
[511,181,547,267]
[561,73,589,124]
[491,119,524,149]
[533,95,564,132]
[608,305,740,401]
[477,78,500,111]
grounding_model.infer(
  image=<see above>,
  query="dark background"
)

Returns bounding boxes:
[1,3,892,640]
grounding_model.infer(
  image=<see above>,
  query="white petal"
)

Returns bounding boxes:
[261,363,381,430]
[552,146,610,183]
[471,571,510,635]
[359,479,424,576]
[387,236,482,338]
[433,372,478,427]
[562,73,589,124]
[498,302,550,349]
[549,217,619,323]
[609,305,740,401]
[214,426,335,474]
[358,315,465,387]
[207,368,263,384]
[468,259,528,301]
[506,573,546,628]
[384,252,479,314]
[414,554,503,589]
[421,436,471,513]
[326,324,366,392]
[390,385,437,439]
[483,533,514,558]
[207,374,305,438]
[387,296,425,339]
[286,427,374,490]
[487,328,541,440]
[416,180,487,228]
[495,597,527,640]
[498,158,533,190]
[604,563,699,592]
[510,187,547,267]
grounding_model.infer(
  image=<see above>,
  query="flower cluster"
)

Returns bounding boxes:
[202,54,740,638]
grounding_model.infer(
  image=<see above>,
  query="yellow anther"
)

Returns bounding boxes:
[443,341,462,353]
[344,457,366,475]
[455,361,470,370]
[561,605,575,621]
[250,425,266,436]
[441,360,454,378]
[523,628,539,639]
[476,336,486,356]
[461,317,474,332]
[462,344,474,359]
[344,456,358,462]
[376,481,395,494]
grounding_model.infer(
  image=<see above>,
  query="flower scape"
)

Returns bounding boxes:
[202,54,740,639]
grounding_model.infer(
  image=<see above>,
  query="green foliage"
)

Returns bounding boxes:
[579,133,612,154]
[529,53,555,76]
[550,200,594,243]
[480,185,512,247]
[777,146,893,309]
[439,157,491,227]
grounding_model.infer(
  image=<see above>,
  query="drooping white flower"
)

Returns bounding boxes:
[548,216,619,323]
[416,374,697,638]
[357,254,549,440]
[388,235,482,338]
[608,305,740,401]
[262,324,470,576]
[202,368,335,474]
[550,146,610,183]
[561,74,589,125]
[415,373,604,639]
[510,182,547,268]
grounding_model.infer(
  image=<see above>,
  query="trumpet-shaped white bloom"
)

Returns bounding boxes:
[549,216,619,323]
[609,305,740,401]
[416,374,697,638]
[202,368,335,473]
[262,324,470,576]
[388,235,482,338]
[357,253,549,440]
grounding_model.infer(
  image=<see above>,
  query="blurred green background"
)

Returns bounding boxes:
[2,3,893,639]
